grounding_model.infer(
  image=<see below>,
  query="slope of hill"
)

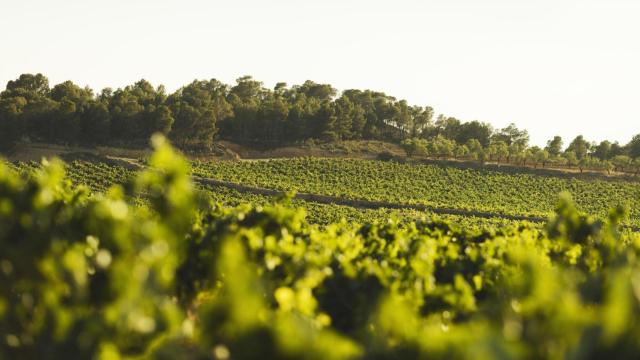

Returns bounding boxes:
[4,140,640,359]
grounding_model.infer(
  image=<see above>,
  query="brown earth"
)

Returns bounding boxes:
[217,140,405,160]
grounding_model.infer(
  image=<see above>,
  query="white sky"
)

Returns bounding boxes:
[1,0,639,146]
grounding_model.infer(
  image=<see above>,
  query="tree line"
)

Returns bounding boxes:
[1,73,639,170]
[401,132,640,174]
[0,73,417,150]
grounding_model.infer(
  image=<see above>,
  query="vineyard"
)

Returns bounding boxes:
[197,183,534,229]
[8,159,543,229]
[192,158,640,227]
[8,160,137,194]
[10,156,640,230]
[3,140,640,359]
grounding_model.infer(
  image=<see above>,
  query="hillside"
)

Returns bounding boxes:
[9,147,640,229]
[3,139,640,359]
[192,158,640,227]
[5,140,639,182]
[1,140,405,162]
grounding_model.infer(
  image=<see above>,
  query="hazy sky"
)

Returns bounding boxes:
[1,0,639,146]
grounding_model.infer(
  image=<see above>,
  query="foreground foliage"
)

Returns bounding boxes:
[2,138,640,359]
